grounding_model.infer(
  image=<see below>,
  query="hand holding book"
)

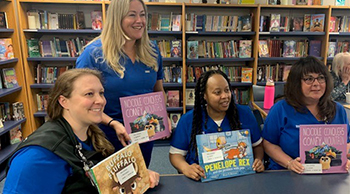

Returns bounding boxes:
[108,118,131,147]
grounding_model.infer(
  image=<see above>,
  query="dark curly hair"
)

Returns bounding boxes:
[189,70,241,153]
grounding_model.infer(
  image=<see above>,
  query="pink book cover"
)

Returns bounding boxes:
[120,91,170,144]
[300,124,348,174]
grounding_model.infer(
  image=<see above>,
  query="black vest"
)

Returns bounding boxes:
[11,117,104,194]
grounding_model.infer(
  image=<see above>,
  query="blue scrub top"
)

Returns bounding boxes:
[171,104,262,165]
[262,99,350,170]
[76,39,163,167]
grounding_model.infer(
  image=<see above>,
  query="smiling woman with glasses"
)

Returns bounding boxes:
[262,56,350,174]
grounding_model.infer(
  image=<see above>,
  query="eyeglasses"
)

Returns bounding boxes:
[302,75,326,85]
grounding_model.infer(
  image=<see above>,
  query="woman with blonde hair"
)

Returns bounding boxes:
[76,0,166,170]
[4,69,115,193]
[330,52,350,101]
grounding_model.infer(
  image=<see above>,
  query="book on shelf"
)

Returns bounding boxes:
[0,38,14,60]
[258,40,269,58]
[89,143,150,194]
[150,12,159,31]
[196,129,255,182]
[328,42,337,57]
[296,0,307,5]
[2,68,18,89]
[239,15,252,32]
[291,17,303,31]
[170,40,181,58]
[313,0,321,5]
[12,102,25,121]
[0,102,11,121]
[160,14,171,31]
[241,67,253,83]
[300,124,348,174]
[76,11,86,29]
[27,10,40,29]
[185,89,195,106]
[0,12,8,28]
[238,0,255,4]
[170,113,181,132]
[167,90,180,107]
[27,38,41,57]
[335,0,345,6]
[120,91,170,144]
[172,14,181,31]
[9,125,22,145]
[238,40,252,58]
[329,16,336,32]
[310,14,325,32]
[283,40,296,57]
[91,11,102,30]
[303,14,311,32]
[48,13,59,30]
[39,40,53,57]
[187,41,198,59]
[269,14,280,32]
[282,65,292,82]
[308,40,321,57]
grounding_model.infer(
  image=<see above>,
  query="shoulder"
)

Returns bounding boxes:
[235,104,252,114]
[12,146,67,163]
[334,101,346,112]
[179,109,194,123]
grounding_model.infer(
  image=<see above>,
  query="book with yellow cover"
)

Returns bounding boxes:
[241,67,253,83]
[89,143,150,194]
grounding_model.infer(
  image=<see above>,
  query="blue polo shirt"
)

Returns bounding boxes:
[76,39,163,167]
[171,105,262,165]
[262,99,350,170]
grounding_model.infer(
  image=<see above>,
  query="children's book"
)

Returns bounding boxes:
[300,124,348,174]
[91,11,102,30]
[292,17,304,31]
[187,41,198,59]
[0,12,8,28]
[76,11,86,29]
[238,40,252,58]
[0,38,14,60]
[9,125,22,144]
[171,40,182,58]
[309,40,322,57]
[185,89,195,106]
[89,143,150,194]
[258,40,269,58]
[335,0,345,5]
[170,113,181,132]
[283,40,296,57]
[269,14,280,32]
[196,130,255,182]
[120,92,170,144]
[172,14,181,31]
[310,14,325,32]
[282,65,292,82]
[2,68,18,88]
[167,90,180,107]
[328,42,337,57]
[27,38,41,57]
[241,67,253,83]
[303,14,311,32]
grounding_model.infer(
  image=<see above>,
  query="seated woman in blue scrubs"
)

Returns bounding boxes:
[3,69,159,193]
[263,56,350,174]
[169,70,264,181]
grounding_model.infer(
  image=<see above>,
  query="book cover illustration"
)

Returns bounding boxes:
[170,113,181,132]
[310,14,325,32]
[0,12,8,28]
[120,91,170,143]
[91,11,102,30]
[2,68,18,88]
[300,124,348,174]
[258,40,269,58]
[309,40,321,57]
[167,90,180,107]
[238,40,252,58]
[9,125,22,144]
[328,42,337,57]
[283,40,296,57]
[185,89,195,106]
[196,130,255,182]
[171,40,182,58]
[241,67,253,83]
[335,0,345,6]
[269,14,280,32]
[0,38,14,60]
[187,41,198,59]
[89,143,150,194]
[303,14,311,32]
[292,17,303,31]
[12,102,25,121]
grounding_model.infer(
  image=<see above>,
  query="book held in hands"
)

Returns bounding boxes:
[196,129,255,182]
[120,92,170,143]
[300,124,348,174]
[89,143,150,194]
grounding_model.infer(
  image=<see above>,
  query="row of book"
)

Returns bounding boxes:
[330,15,350,32]
[0,38,14,61]
[27,37,93,58]
[257,63,292,82]
[148,12,182,31]
[34,65,72,84]
[36,92,49,111]
[261,14,325,32]
[0,101,25,123]
[187,40,252,59]
[163,65,182,83]
[258,39,321,58]
[0,12,8,29]
[186,13,252,32]
[27,10,102,30]
[328,41,350,57]
[151,40,182,58]
[0,68,19,89]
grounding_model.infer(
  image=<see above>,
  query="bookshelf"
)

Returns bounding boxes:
[12,1,350,134]
[0,0,31,181]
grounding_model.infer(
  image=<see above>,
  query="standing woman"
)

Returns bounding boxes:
[169,70,264,181]
[262,56,350,174]
[330,52,350,101]
[3,69,115,193]
[76,0,165,168]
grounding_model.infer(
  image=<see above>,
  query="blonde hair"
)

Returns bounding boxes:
[47,68,114,157]
[88,0,158,78]
[332,52,350,77]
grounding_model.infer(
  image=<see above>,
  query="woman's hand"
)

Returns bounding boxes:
[252,159,265,172]
[110,120,131,146]
[341,66,350,85]
[346,159,350,172]
[148,169,160,188]
[287,157,304,174]
[182,163,206,181]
